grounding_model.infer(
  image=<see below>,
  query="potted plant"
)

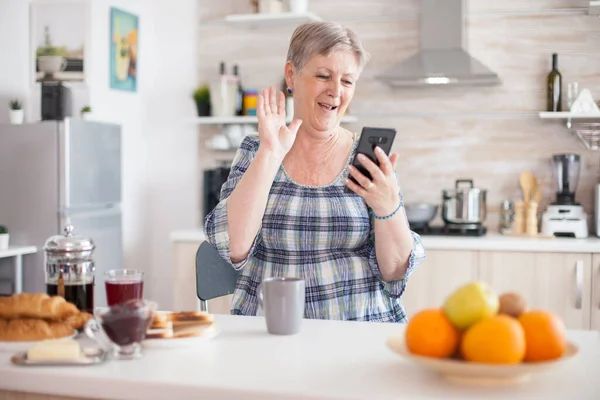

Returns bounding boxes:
[193,85,211,117]
[0,225,8,251]
[80,105,92,120]
[8,99,24,124]
[36,26,67,80]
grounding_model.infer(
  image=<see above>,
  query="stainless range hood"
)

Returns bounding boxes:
[376,0,501,87]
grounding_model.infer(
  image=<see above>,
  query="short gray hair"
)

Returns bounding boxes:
[286,21,370,73]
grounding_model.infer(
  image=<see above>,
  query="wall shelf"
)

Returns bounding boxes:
[189,115,358,125]
[538,111,600,128]
[223,12,321,29]
[538,112,600,120]
[539,112,600,151]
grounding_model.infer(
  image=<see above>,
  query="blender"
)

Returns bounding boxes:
[541,154,589,238]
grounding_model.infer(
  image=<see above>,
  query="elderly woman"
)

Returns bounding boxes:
[204,21,425,322]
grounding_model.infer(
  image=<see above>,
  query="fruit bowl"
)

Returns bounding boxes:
[386,333,579,386]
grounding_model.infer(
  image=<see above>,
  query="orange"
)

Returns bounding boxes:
[405,309,459,358]
[461,315,526,364]
[518,310,566,362]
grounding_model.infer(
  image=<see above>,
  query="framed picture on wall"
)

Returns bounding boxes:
[109,7,138,92]
[30,1,87,83]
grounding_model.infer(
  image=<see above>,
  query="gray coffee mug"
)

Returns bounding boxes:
[258,277,305,335]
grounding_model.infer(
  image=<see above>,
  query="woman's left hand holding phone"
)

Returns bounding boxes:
[345,147,400,216]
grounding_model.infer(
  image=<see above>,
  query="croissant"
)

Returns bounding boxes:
[63,312,93,330]
[0,318,74,342]
[0,293,79,321]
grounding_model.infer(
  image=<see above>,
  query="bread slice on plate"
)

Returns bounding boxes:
[146,311,216,341]
[167,311,214,324]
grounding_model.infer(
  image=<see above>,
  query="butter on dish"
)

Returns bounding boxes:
[27,338,82,361]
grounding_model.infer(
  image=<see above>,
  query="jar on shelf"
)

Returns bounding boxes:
[243,89,258,116]
[499,199,515,233]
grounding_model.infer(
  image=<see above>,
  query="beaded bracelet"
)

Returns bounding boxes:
[370,198,405,220]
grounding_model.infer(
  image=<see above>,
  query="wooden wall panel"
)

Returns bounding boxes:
[197,0,600,231]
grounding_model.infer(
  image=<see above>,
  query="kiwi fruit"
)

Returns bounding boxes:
[498,292,528,318]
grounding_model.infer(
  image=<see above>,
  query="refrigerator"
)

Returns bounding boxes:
[0,118,122,307]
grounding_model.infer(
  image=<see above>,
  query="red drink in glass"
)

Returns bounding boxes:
[105,269,144,306]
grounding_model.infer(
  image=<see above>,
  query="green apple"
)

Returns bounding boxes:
[442,281,499,330]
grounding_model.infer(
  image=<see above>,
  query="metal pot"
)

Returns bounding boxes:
[442,179,487,226]
[405,203,438,228]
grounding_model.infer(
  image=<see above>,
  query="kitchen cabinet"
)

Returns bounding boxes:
[172,234,600,329]
[479,251,592,330]
[402,250,479,319]
[592,254,600,331]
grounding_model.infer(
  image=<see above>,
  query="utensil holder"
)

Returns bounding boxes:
[526,202,539,236]
[513,201,525,234]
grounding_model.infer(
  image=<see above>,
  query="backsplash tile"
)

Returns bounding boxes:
[198,0,600,231]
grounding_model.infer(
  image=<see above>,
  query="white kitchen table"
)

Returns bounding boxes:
[0,314,599,400]
[0,245,37,294]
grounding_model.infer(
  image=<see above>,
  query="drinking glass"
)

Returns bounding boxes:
[567,82,579,109]
[105,269,144,306]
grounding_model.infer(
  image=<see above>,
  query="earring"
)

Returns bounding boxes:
[287,87,292,95]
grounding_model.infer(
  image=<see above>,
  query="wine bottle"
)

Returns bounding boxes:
[233,64,244,116]
[547,53,562,112]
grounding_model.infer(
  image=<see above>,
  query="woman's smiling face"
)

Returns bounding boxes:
[287,50,359,134]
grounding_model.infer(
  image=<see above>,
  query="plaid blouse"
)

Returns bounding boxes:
[204,134,426,322]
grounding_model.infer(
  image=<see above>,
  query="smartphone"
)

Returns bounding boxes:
[344,126,397,194]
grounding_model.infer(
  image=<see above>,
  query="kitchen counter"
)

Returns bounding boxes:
[1,314,599,400]
[171,229,600,253]
[420,233,600,253]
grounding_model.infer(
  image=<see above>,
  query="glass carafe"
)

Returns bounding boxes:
[44,224,96,313]
[552,154,581,205]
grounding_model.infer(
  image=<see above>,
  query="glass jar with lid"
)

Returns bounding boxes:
[499,199,515,233]
[44,224,96,313]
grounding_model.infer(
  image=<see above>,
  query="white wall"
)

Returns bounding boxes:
[0,0,32,109]
[0,0,199,310]
[129,0,199,309]
[141,0,199,309]
[86,0,150,306]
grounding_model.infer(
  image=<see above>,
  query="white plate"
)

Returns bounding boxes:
[142,323,220,349]
[0,330,78,353]
[386,333,579,385]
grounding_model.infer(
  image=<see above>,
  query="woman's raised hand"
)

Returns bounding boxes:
[257,85,302,161]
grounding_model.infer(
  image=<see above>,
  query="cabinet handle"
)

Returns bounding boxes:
[575,260,583,310]
[597,261,600,310]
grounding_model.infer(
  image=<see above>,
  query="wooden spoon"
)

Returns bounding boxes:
[520,171,536,204]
